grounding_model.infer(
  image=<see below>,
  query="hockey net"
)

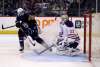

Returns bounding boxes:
[55,13,99,62]
[68,14,92,61]
[83,13,100,62]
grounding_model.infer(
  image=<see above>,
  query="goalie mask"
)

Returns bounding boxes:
[17,8,25,16]
[61,15,69,21]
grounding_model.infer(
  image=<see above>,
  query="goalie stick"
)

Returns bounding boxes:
[35,44,55,55]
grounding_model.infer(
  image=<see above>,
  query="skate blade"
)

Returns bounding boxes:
[19,51,24,54]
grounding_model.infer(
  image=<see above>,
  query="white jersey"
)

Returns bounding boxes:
[59,23,80,43]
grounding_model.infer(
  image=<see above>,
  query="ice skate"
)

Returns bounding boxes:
[19,47,24,52]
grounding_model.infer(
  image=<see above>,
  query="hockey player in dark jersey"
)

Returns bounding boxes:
[16,8,51,52]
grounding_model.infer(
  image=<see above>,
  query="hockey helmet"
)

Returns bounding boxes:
[17,8,25,16]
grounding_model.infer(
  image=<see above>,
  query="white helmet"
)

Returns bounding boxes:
[17,8,24,16]
[61,15,69,21]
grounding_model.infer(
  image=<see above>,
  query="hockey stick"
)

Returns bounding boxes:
[2,24,42,35]
[2,24,16,29]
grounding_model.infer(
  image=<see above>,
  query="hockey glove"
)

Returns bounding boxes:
[16,23,21,28]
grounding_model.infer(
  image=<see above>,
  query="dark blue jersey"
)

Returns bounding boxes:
[16,13,38,35]
[16,13,29,23]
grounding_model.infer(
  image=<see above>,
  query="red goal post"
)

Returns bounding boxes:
[84,13,92,62]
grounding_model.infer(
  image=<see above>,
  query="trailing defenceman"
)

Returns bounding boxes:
[15,8,52,52]
[56,15,80,56]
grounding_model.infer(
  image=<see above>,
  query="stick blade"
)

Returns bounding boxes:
[2,24,4,29]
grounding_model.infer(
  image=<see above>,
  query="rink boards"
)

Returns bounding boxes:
[0,17,84,35]
[0,17,100,37]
